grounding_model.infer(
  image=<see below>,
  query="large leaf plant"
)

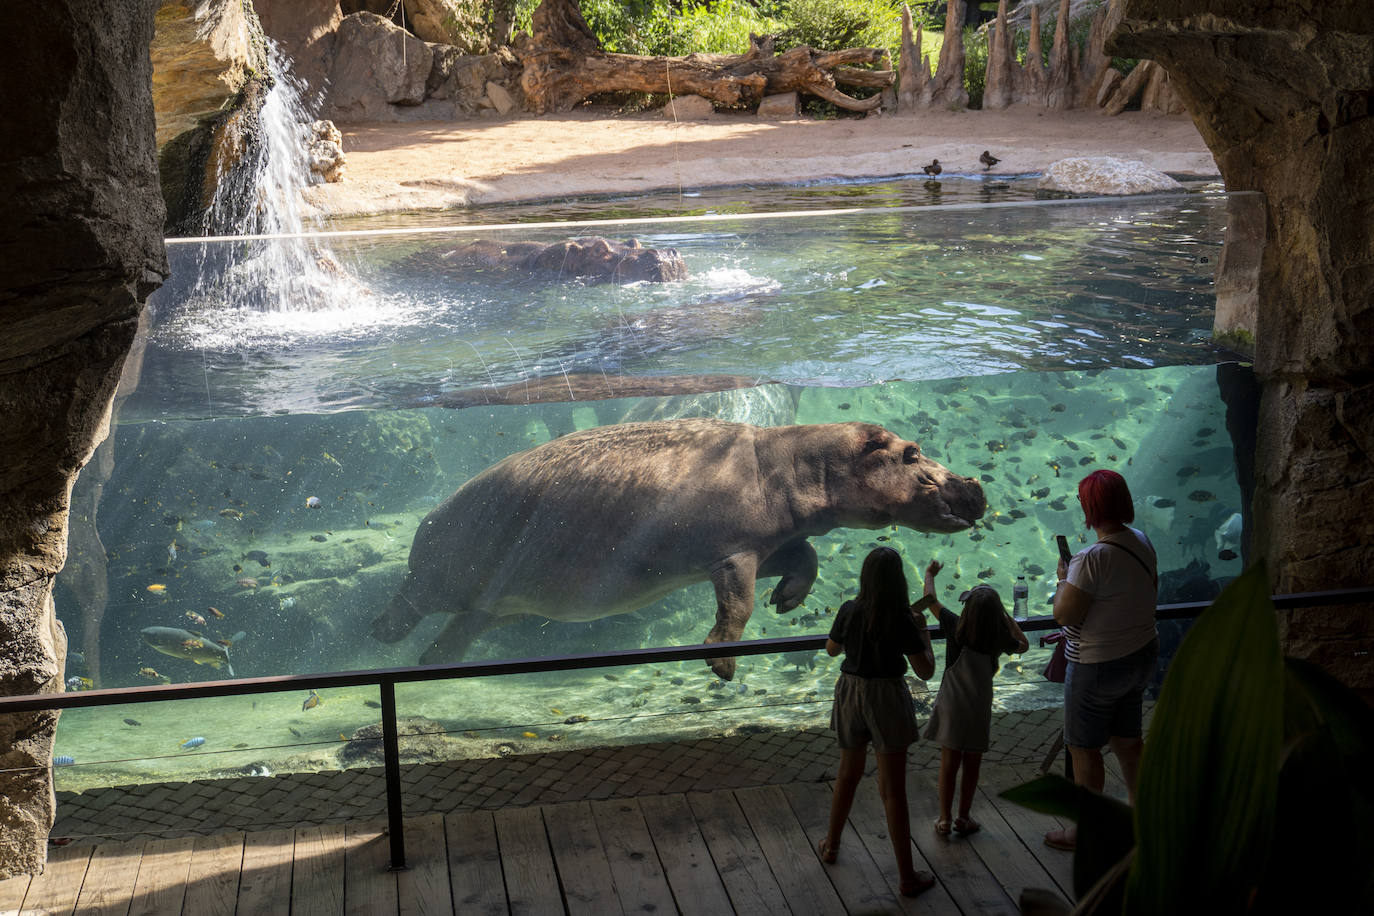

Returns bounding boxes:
[1003,563,1374,914]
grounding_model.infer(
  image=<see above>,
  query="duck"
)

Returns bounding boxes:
[979,150,1000,170]
[922,159,942,176]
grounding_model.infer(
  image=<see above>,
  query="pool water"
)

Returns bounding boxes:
[50,185,1255,792]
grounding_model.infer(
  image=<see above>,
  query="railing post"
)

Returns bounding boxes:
[380,680,407,871]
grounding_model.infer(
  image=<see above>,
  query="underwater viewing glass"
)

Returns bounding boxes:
[50,188,1262,793]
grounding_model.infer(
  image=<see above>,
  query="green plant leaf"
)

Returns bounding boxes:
[1261,657,1374,913]
[1001,774,1134,900]
[1125,563,1283,915]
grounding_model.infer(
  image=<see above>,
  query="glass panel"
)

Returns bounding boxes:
[52,189,1261,788]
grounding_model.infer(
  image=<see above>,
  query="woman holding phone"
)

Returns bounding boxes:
[1045,469,1159,852]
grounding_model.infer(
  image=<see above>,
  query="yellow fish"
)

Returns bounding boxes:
[146,583,167,593]
[302,689,322,711]
[522,732,537,739]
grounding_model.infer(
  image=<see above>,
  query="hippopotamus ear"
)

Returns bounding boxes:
[623,238,644,249]
[857,424,895,455]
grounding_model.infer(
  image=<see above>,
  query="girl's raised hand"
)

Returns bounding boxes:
[925,559,943,580]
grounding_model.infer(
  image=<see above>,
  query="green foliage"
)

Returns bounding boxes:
[1001,563,1374,914]
[963,26,987,109]
[660,2,786,56]
[773,0,903,54]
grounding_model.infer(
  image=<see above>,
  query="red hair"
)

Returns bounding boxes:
[1078,469,1135,527]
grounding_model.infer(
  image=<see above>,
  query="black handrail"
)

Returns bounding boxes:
[1,585,1369,869]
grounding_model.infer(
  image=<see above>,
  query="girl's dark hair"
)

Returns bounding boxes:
[855,546,911,635]
[956,586,1010,656]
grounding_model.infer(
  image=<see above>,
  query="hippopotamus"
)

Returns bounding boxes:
[425,237,687,283]
[371,419,985,679]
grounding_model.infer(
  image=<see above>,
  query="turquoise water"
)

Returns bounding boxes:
[50,187,1252,791]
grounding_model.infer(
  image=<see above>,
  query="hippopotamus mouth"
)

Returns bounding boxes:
[933,476,987,531]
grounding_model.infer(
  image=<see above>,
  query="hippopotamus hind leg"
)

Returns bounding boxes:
[703,552,760,681]
[419,611,496,666]
[760,538,819,614]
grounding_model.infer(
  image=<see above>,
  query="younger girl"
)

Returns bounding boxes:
[820,547,937,897]
[922,559,1029,836]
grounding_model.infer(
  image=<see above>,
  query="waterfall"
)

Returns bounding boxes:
[188,39,358,316]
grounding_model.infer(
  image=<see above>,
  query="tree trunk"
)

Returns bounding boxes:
[518,0,892,114]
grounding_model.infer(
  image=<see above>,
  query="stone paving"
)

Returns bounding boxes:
[50,703,1118,846]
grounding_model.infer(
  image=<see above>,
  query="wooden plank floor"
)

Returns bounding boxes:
[6,765,1078,915]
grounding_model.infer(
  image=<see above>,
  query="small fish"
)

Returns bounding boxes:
[603,673,618,682]
[1111,436,1128,450]
[137,667,164,681]
[1031,487,1051,499]
[309,534,328,542]
[244,550,270,568]
[69,650,85,666]
[1050,403,1066,413]
[180,736,206,749]
[237,577,259,589]
[65,676,92,691]
[305,496,322,509]
[548,734,565,742]
[53,756,75,766]
[302,689,322,711]
[123,718,141,727]
[680,696,701,705]
[288,727,303,738]
[168,542,178,563]
[1196,427,1215,437]
[219,508,243,520]
[1189,490,1216,503]
[185,611,207,627]
[549,707,563,715]
[1154,498,1176,508]
[206,606,225,619]
[1218,548,1239,561]
[521,731,537,739]
[564,714,589,724]
[322,453,343,469]
[146,583,167,594]
[339,733,348,741]
[364,700,382,709]
[1048,497,1068,511]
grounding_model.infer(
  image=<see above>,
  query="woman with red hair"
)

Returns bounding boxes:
[1044,469,1159,852]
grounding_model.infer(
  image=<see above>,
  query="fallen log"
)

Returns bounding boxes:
[517,0,893,113]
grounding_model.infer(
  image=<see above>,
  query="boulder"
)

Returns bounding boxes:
[309,119,346,183]
[484,80,516,115]
[756,93,797,120]
[150,0,265,148]
[324,12,434,122]
[253,0,342,98]
[403,0,486,53]
[427,46,521,114]
[663,94,716,120]
[1037,156,1183,195]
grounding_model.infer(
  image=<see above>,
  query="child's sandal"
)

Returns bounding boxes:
[934,818,952,836]
[953,816,980,836]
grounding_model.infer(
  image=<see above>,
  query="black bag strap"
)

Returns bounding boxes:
[1100,539,1156,582]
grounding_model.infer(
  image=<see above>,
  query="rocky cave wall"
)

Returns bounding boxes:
[1112,0,1374,693]
[0,0,167,878]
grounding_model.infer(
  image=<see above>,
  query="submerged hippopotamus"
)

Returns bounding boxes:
[371,419,985,679]
[428,237,687,283]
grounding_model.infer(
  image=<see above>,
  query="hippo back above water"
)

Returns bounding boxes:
[371,419,985,679]
[426,237,688,283]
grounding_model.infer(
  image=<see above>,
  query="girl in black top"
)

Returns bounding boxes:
[819,547,937,898]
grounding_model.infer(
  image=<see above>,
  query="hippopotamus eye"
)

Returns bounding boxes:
[903,444,921,463]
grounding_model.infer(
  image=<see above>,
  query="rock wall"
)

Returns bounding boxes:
[0,0,167,878]
[1111,0,1374,693]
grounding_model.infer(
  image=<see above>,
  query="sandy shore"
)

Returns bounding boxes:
[304,107,1218,218]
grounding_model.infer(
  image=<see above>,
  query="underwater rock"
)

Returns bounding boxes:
[372,419,985,681]
[1037,157,1183,196]
[337,716,456,766]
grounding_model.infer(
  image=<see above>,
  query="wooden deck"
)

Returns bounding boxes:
[0,763,1099,915]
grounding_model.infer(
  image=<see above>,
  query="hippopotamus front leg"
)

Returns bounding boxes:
[760,538,819,614]
[704,551,760,680]
[419,611,496,667]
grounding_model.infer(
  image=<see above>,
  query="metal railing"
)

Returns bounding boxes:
[0,586,1369,870]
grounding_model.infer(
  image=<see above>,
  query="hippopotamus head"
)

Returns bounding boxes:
[527,237,688,283]
[821,423,986,533]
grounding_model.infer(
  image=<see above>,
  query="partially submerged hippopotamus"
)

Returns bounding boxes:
[428,237,687,283]
[372,419,985,679]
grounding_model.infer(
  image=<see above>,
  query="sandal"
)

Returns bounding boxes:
[953,816,980,836]
[899,871,936,898]
[818,837,838,864]
[1044,827,1076,851]
[933,818,952,836]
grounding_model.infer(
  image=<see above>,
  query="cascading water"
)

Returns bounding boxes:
[178,40,397,338]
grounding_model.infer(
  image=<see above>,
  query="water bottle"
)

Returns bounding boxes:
[1013,576,1028,621]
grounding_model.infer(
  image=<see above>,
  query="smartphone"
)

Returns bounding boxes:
[910,594,937,613]
[1056,534,1073,565]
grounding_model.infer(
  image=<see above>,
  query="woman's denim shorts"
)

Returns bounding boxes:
[1063,637,1159,749]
